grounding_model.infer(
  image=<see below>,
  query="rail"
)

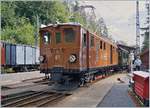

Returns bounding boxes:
[2,90,68,107]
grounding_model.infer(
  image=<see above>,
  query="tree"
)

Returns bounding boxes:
[1,1,70,45]
[1,18,35,45]
[14,1,70,25]
[1,2,17,29]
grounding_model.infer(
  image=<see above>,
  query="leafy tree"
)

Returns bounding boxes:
[69,12,87,26]
[1,1,70,45]
[1,2,16,29]
[14,1,69,25]
[1,0,103,45]
[1,18,35,45]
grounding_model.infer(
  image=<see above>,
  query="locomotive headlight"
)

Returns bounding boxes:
[69,54,77,63]
[39,56,44,62]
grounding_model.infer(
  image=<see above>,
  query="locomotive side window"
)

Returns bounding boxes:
[64,28,75,43]
[90,35,94,47]
[56,32,61,44]
[82,33,87,47]
[100,41,103,49]
[43,32,51,44]
[104,42,106,50]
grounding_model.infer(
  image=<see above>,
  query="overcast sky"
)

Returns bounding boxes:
[80,0,147,46]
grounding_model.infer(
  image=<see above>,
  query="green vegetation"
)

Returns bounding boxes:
[1,1,99,45]
[1,21,35,45]
[70,12,87,27]
[1,1,70,45]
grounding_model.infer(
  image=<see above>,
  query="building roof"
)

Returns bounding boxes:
[117,44,136,51]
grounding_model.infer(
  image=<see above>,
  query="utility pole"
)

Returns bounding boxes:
[136,0,140,55]
[35,14,39,47]
[34,15,39,64]
[146,0,150,27]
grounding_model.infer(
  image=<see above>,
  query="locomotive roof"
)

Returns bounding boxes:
[89,32,118,48]
[40,22,117,48]
[40,22,81,29]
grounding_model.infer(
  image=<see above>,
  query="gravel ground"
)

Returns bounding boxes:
[51,73,133,107]
[1,72,136,107]
[1,85,49,96]
[1,71,44,86]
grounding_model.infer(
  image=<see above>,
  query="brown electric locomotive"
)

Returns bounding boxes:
[39,23,119,85]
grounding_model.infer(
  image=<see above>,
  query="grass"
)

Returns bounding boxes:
[1,67,15,74]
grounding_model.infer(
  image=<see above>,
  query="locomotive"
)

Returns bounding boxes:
[39,23,129,85]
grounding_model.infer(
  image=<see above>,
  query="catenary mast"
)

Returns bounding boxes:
[136,0,140,54]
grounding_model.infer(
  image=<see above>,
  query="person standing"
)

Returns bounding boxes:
[134,56,142,71]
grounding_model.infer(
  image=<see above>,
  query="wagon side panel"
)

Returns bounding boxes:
[16,45,25,65]
[6,44,11,65]
[11,45,16,65]
[32,47,36,64]
[36,47,40,64]
[1,42,6,66]
[25,46,32,65]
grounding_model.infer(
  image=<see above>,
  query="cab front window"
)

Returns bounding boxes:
[43,32,51,44]
[64,28,75,43]
[55,32,61,44]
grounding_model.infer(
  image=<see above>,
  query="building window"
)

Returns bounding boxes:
[56,32,61,44]
[64,28,75,43]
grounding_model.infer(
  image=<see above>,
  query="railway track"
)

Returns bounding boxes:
[2,78,53,90]
[2,90,69,107]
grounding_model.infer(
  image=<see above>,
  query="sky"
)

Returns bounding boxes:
[79,0,147,46]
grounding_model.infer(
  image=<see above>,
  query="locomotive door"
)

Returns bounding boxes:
[52,49,63,67]
[81,28,88,71]
[53,30,64,67]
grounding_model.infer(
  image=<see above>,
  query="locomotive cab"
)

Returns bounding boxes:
[39,23,87,83]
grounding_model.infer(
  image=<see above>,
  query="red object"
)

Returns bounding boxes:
[133,71,149,100]
[95,75,103,80]
[1,42,5,65]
